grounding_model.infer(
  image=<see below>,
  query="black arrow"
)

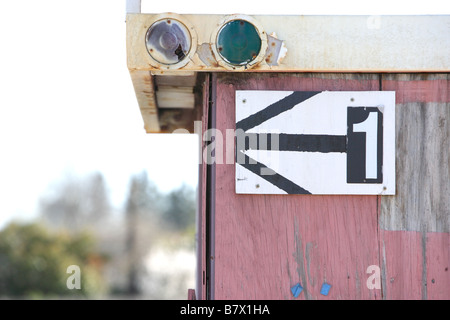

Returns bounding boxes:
[236,91,320,132]
[240,133,347,153]
[235,91,345,194]
[238,151,312,194]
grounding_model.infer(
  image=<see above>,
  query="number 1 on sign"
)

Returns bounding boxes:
[353,112,378,179]
[347,107,383,184]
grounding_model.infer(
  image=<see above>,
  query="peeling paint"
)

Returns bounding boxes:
[197,43,220,68]
[421,231,428,300]
[293,217,309,299]
[355,268,361,296]
[305,241,317,287]
[265,33,287,66]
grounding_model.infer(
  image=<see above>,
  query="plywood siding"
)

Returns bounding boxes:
[209,72,449,300]
[380,74,450,233]
[380,230,424,299]
[379,74,450,300]
[426,233,449,300]
[213,73,382,299]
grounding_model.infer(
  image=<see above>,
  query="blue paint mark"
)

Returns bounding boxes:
[320,283,332,296]
[291,283,303,298]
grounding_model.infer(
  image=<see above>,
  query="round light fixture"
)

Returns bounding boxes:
[211,15,267,70]
[217,20,261,65]
[145,15,196,69]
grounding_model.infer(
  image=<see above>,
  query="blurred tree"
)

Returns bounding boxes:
[39,171,111,233]
[0,222,107,298]
[162,184,196,231]
[124,170,161,295]
[33,169,198,299]
[83,172,111,228]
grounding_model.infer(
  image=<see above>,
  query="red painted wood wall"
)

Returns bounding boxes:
[197,73,449,300]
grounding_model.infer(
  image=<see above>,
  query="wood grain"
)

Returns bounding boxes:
[380,74,449,233]
[378,74,449,300]
[208,72,449,300]
[213,73,381,299]
[380,230,450,300]
[196,73,209,300]
[128,70,160,132]
[426,232,450,300]
[127,14,450,72]
[380,230,424,299]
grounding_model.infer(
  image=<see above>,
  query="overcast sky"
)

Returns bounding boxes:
[0,0,447,229]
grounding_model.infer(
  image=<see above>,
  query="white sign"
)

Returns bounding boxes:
[235,90,395,195]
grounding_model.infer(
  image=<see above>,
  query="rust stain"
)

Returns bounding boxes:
[265,33,287,66]
[197,43,220,68]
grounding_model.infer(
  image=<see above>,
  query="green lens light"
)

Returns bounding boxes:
[216,20,262,66]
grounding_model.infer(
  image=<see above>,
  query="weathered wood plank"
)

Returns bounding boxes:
[156,89,195,109]
[382,74,449,104]
[426,232,450,300]
[127,14,450,72]
[196,73,210,300]
[128,69,159,132]
[213,73,381,299]
[209,72,449,300]
[381,231,449,300]
[187,288,196,300]
[155,74,198,87]
[379,73,450,300]
[380,230,424,299]
[380,74,450,233]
